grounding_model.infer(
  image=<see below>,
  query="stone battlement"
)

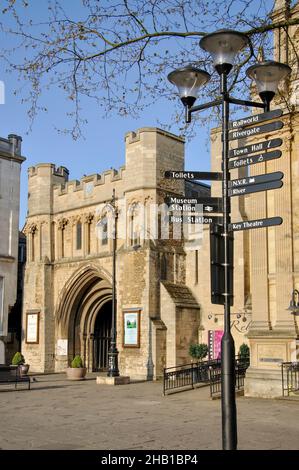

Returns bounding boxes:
[53,166,126,196]
[125,127,185,145]
[28,163,69,180]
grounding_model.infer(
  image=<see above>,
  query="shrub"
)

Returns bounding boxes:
[71,355,84,368]
[12,352,25,366]
[239,343,250,359]
[189,343,209,362]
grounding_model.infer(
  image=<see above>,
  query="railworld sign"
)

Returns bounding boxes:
[228,109,283,129]
[228,180,283,197]
[164,171,222,180]
[229,217,283,231]
[228,121,283,141]
[228,150,282,170]
[228,171,283,189]
[228,138,282,159]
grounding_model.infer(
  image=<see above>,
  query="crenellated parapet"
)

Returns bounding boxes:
[53,166,126,196]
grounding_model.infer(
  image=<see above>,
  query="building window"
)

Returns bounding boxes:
[195,250,199,285]
[160,254,167,281]
[96,216,108,246]
[76,222,82,250]
[61,228,65,258]
[31,228,36,262]
[129,203,141,247]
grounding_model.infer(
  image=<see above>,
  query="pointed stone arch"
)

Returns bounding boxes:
[54,263,113,369]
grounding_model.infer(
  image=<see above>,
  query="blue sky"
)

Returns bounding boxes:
[0,0,274,227]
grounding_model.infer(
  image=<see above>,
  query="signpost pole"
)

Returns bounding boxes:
[220,71,237,450]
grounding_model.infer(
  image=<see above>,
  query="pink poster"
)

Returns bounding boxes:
[214,330,224,359]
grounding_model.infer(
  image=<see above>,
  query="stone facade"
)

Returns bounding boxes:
[0,135,25,362]
[22,0,299,393]
[22,128,208,379]
[244,1,299,397]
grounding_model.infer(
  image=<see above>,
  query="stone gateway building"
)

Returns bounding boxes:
[22,0,299,395]
[22,128,209,379]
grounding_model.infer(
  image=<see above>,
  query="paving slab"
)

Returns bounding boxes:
[0,374,298,450]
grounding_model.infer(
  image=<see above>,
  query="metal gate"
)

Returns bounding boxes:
[93,302,112,371]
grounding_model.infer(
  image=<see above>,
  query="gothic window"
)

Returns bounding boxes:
[96,216,108,246]
[30,225,37,262]
[129,203,141,247]
[195,250,199,285]
[101,218,108,245]
[0,276,4,320]
[76,222,82,250]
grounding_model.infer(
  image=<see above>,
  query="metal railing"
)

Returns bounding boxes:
[209,355,250,398]
[281,362,299,397]
[163,355,250,397]
[163,359,221,395]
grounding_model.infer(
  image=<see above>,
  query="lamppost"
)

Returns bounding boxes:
[107,188,120,377]
[167,29,291,450]
[287,289,299,314]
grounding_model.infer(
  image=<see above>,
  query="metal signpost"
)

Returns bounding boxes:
[166,31,291,450]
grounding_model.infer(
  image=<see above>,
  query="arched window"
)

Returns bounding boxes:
[101,218,108,245]
[76,221,82,250]
[129,203,141,247]
[96,216,108,246]
[160,253,167,281]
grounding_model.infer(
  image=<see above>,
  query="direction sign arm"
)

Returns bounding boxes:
[229,96,265,109]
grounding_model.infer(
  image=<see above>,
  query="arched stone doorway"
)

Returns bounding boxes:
[55,265,113,371]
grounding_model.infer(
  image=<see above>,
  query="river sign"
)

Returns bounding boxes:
[228,150,282,170]
[165,171,222,181]
[229,121,283,141]
[228,171,283,189]
[229,216,283,231]
[228,180,283,197]
[229,109,283,130]
[228,138,282,159]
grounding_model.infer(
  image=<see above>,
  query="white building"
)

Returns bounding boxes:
[0,134,25,362]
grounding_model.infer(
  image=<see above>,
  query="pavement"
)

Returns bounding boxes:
[0,373,298,450]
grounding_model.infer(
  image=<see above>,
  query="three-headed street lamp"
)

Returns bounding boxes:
[167,29,291,450]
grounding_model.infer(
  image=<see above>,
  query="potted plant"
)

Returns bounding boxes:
[66,355,87,380]
[189,343,209,382]
[11,352,30,376]
[239,343,250,366]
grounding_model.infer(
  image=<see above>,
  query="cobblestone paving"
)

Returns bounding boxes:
[0,374,298,450]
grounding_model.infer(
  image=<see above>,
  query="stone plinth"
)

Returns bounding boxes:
[96,376,130,385]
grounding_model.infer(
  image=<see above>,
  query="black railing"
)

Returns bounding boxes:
[209,355,250,398]
[163,355,250,397]
[281,362,299,397]
[163,359,221,395]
